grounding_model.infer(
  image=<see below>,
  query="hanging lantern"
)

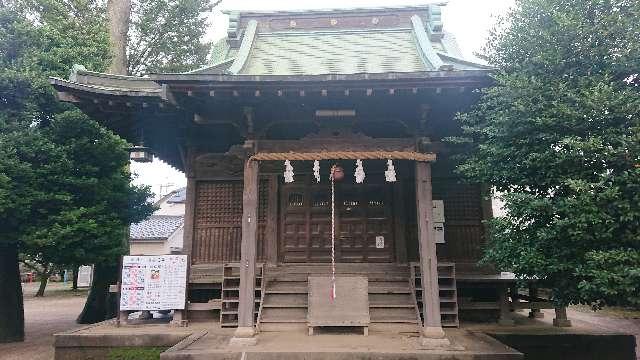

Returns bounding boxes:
[385,159,397,182]
[313,160,321,183]
[129,144,153,163]
[330,164,345,182]
[284,160,295,183]
[354,159,365,183]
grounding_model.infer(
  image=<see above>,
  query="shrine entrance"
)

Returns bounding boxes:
[279,174,395,263]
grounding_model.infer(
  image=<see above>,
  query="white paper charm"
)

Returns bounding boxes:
[313,160,321,183]
[284,160,295,183]
[354,159,365,183]
[385,159,397,182]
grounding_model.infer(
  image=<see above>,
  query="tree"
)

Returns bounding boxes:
[453,0,640,307]
[0,1,153,341]
[107,0,132,74]
[127,0,215,75]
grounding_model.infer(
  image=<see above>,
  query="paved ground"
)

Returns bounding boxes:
[561,307,640,359]
[0,282,87,360]
[1,283,639,359]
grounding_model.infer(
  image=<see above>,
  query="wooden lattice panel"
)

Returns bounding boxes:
[195,182,243,227]
[193,180,269,264]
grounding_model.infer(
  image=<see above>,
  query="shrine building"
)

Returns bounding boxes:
[50,5,546,350]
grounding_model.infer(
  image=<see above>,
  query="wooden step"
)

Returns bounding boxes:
[265,281,308,294]
[263,294,307,308]
[369,293,414,308]
[370,308,418,323]
[369,281,411,294]
[260,307,307,323]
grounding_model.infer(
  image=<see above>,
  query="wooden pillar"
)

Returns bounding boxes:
[231,159,259,345]
[393,181,407,263]
[528,285,544,318]
[182,177,196,257]
[415,162,448,344]
[498,283,515,325]
[265,175,279,265]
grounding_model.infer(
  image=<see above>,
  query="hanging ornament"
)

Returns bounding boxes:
[284,160,295,183]
[354,159,365,183]
[385,159,397,182]
[313,160,321,183]
[330,164,345,182]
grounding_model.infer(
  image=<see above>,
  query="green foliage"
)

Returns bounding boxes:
[108,347,166,360]
[127,0,214,75]
[0,1,154,268]
[453,0,640,306]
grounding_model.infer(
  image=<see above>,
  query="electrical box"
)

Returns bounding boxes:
[433,200,445,244]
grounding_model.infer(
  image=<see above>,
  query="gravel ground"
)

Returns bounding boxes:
[0,282,87,360]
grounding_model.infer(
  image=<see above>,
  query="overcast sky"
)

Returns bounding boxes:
[130,0,514,199]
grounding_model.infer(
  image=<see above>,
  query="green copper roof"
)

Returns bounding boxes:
[240,29,426,75]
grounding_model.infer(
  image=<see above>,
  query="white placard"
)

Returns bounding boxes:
[77,265,93,288]
[375,236,385,249]
[120,255,188,311]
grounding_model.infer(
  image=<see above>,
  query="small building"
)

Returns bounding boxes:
[129,188,185,255]
[50,5,550,349]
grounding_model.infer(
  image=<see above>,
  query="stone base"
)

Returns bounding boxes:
[170,319,189,327]
[228,336,258,346]
[421,326,446,339]
[229,326,257,346]
[528,311,544,319]
[419,336,452,349]
[553,318,572,327]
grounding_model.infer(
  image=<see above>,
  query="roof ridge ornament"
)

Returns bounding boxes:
[426,5,444,40]
[228,19,258,75]
[69,64,87,82]
[410,15,446,71]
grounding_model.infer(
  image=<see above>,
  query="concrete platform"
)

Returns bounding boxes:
[161,328,523,360]
[53,310,637,360]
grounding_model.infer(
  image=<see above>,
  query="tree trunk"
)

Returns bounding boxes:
[106,0,132,75]
[0,242,25,343]
[72,266,78,291]
[35,271,49,297]
[76,263,118,324]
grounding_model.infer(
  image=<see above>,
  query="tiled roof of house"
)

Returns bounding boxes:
[167,187,186,203]
[130,215,184,241]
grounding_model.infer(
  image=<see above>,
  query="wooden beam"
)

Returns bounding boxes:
[415,162,444,335]
[237,160,259,329]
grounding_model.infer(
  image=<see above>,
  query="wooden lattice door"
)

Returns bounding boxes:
[279,176,394,263]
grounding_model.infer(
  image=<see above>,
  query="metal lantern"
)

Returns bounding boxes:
[331,164,345,182]
[129,144,153,163]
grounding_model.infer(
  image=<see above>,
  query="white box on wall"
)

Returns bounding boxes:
[432,200,445,223]
[433,200,445,243]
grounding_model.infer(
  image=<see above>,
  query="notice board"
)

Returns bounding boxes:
[119,255,188,311]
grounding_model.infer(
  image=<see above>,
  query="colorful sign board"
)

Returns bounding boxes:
[119,255,188,311]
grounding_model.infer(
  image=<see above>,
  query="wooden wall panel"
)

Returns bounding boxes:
[405,178,485,263]
[192,180,269,264]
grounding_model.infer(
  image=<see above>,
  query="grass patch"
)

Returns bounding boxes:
[107,347,167,360]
